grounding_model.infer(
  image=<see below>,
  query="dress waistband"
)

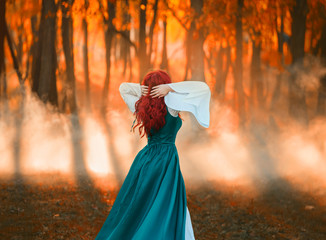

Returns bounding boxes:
[147,141,175,146]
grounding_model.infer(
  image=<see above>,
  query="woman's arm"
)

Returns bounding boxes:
[119,83,148,113]
[150,84,175,98]
[151,81,211,128]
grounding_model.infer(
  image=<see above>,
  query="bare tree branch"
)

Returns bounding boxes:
[4,21,23,86]
[113,28,138,55]
[162,0,188,30]
[98,0,108,23]
[98,0,138,54]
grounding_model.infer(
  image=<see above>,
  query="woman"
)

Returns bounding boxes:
[96,70,211,240]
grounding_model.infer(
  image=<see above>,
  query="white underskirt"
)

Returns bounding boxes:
[185,207,195,240]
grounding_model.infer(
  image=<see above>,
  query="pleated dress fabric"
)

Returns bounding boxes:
[95,108,189,240]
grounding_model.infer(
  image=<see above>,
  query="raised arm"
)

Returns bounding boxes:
[121,81,211,128]
[163,81,211,128]
[119,83,145,113]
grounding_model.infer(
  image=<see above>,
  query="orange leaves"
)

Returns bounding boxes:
[261,47,292,69]
[145,36,150,44]
[61,1,70,9]
[140,4,146,11]
[261,49,282,69]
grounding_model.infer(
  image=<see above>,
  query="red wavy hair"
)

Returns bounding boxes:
[133,70,172,137]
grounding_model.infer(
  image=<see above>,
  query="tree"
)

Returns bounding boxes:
[289,0,308,123]
[271,0,287,109]
[316,2,326,115]
[0,0,6,98]
[164,0,206,82]
[99,0,116,110]
[212,44,231,97]
[61,0,77,113]
[188,0,205,82]
[148,0,159,68]
[32,0,58,105]
[121,0,132,80]
[138,0,160,82]
[160,14,168,70]
[245,0,274,108]
[138,0,148,82]
[82,0,91,110]
[201,0,232,97]
[235,0,245,124]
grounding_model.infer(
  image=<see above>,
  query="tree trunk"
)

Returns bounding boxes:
[160,15,168,70]
[289,0,308,123]
[250,36,263,107]
[5,22,24,85]
[4,20,26,178]
[189,0,205,82]
[139,0,148,82]
[316,23,326,115]
[61,0,77,113]
[235,0,245,125]
[17,18,23,65]
[290,0,307,63]
[148,0,159,68]
[222,46,231,97]
[36,0,58,105]
[102,1,115,110]
[214,46,223,94]
[271,7,285,109]
[31,15,41,93]
[0,0,6,98]
[82,0,91,111]
[214,45,230,98]
[121,0,132,81]
[113,34,118,65]
[183,32,191,81]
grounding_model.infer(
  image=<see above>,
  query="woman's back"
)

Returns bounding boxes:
[147,108,182,146]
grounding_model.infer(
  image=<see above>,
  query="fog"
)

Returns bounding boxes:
[1,81,326,194]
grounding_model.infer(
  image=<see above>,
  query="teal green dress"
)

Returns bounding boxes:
[95,108,187,240]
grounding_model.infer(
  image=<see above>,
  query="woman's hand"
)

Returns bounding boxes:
[141,85,149,96]
[150,84,174,98]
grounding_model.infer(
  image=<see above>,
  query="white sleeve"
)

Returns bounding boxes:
[167,107,179,117]
[164,81,211,128]
[119,82,142,113]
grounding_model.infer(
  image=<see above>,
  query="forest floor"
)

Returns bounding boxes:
[1,174,326,240]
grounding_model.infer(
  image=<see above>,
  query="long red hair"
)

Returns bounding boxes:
[133,70,172,137]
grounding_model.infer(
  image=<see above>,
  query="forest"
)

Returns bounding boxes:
[1,0,326,239]
[1,0,326,120]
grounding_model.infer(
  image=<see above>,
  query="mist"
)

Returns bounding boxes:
[1,74,326,195]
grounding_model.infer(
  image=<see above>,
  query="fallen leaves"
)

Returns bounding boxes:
[1,176,326,239]
[304,205,315,210]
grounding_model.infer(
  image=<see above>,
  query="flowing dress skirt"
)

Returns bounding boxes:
[95,142,195,240]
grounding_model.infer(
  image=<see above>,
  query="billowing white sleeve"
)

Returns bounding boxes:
[164,81,211,128]
[119,83,142,113]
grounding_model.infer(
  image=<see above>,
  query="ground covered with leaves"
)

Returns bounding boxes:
[1,175,326,240]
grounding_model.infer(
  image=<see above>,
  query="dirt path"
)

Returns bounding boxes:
[1,175,326,240]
